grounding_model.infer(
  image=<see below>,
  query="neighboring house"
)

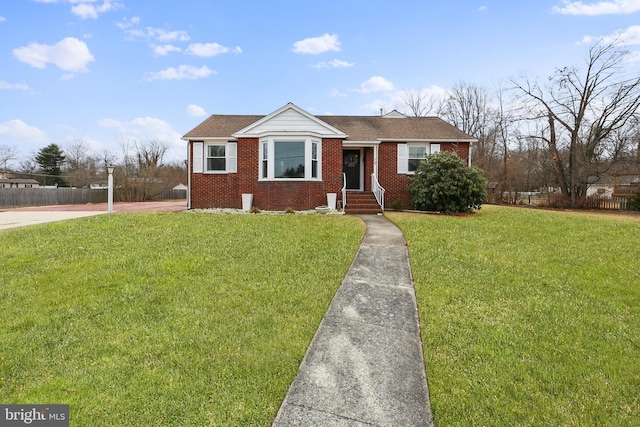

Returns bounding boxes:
[586,176,614,198]
[0,178,40,189]
[182,102,475,212]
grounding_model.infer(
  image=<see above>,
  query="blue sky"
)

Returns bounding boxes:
[1,0,639,165]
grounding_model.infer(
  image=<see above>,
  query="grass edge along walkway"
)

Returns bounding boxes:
[0,212,365,426]
[388,205,640,426]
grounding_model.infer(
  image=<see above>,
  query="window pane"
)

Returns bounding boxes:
[207,158,226,171]
[275,141,305,178]
[408,159,422,172]
[312,160,318,178]
[408,146,426,159]
[312,142,317,160]
[208,145,225,157]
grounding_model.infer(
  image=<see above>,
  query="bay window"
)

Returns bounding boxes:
[260,137,321,180]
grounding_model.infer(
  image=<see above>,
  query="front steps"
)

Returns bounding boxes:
[344,191,382,215]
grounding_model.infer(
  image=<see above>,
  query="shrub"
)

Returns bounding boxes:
[408,151,488,214]
[630,192,640,211]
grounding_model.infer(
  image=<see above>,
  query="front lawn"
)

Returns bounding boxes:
[388,206,640,426]
[0,212,364,426]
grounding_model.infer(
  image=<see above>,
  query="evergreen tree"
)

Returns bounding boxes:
[35,143,66,186]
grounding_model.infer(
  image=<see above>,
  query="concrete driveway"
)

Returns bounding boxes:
[0,201,187,230]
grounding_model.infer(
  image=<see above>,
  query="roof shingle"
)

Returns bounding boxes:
[183,113,475,141]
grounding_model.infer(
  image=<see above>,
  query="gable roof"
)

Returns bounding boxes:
[233,102,347,138]
[183,103,476,142]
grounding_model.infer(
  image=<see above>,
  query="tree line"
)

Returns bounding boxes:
[0,139,186,202]
[400,40,640,208]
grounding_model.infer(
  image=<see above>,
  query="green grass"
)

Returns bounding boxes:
[388,206,640,426]
[0,212,364,426]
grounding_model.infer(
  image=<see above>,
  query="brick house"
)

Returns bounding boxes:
[183,102,475,213]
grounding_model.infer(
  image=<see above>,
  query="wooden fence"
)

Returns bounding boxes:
[582,197,630,210]
[0,188,186,208]
[505,193,630,211]
[0,188,107,208]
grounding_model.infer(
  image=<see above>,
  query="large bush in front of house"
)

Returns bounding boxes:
[409,151,488,214]
[630,191,640,211]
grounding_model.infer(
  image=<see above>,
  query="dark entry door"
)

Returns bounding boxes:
[343,149,361,190]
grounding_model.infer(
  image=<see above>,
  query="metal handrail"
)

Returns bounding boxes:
[371,173,385,211]
[342,173,347,211]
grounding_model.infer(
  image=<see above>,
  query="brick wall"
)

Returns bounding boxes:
[377,141,471,210]
[189,138,343,210]
[190,139,470,211]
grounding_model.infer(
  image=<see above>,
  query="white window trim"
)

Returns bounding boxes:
[398,143,440,175]
[198,141,238,174]
[259,137,322,181]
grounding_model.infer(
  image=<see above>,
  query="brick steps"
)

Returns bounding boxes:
[344,191,382,215]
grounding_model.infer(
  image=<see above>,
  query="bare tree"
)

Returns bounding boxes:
[117,139,169,201]
[513,41,640,207]
[400,89,439,117]
[64,139,101,188]
[17,156,38,175]
[0,144,17,174]
[439,82,503,181]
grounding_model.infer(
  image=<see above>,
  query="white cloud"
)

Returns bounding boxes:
[314,59,354,69]
[0,16,6,22]
[34,0,122,19]
[605,25,640,45]
[330,88,348,97]
[356,76,395,93]
[0,80,29,90]
[553,0,640,15]
[153,44,181,56]
[478,5,488,11]
[580,25,640,45]
[99,116,178,139]
[13,37,95,72]
[185,43,242,57]
[116,16,140,30]
[98,116,184,159]
[0,119,47,142]
[71,0,122,19]
[362,99,394,115]
[145,65,214,81]
[293,33,340,54]
[125,27,190,43]
[624,50,640,63]
[187,104,207,117]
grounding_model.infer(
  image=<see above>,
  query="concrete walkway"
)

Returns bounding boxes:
[0,210,105,230]
[0,201,187,230]
[272,215,433,426]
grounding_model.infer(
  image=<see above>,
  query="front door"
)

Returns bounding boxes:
[343,149,361,190]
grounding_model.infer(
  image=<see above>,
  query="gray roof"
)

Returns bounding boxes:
[183,114,476,141]
[0,178,39,184]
